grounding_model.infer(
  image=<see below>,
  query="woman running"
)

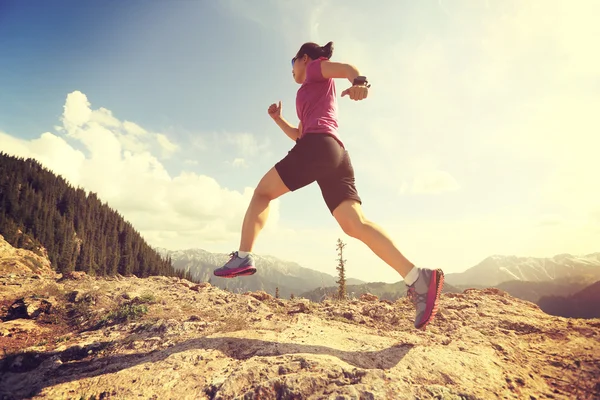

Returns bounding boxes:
[214,41,444,330]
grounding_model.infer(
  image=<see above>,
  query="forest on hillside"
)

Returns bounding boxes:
[0,152,194,281]
[538,280,600,319]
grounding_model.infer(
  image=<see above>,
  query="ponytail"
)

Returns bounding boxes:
[320,41,334,59]
[295,41,335,61]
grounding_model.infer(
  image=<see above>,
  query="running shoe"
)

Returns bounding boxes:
[213,251,257,278]
[406,268,445,330]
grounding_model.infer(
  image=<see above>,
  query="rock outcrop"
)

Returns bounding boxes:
[0,240,599,399]
[0,234,55,278]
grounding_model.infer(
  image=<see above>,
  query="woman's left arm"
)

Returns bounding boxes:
[321,61,369,101]
[320,61,361,84]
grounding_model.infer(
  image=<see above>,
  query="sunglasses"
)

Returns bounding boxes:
[291,55,303,67]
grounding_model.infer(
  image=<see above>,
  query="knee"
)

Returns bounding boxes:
[338,216,367,239]
[253,187,278,202]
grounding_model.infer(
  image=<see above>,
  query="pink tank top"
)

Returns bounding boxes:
[296,57,344,146]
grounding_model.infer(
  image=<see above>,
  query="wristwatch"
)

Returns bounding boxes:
[353,76,371,87]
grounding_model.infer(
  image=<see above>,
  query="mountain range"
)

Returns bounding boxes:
[3,152,597,320]
[159,247,600,318]
[445,253,600,287]
[299,280,462,302]
[156,248,365,299]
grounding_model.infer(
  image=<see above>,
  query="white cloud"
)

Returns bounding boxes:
[317,2,598,212]
[387,155,460,196]
[62,91,92,130]
[406,170,459,195]
[189,135,206,151]
[231,158,247,168]
[225,132,268,157]
[60,91,180,161]
[123,121,147,136]
[1,91,279,252]
[181,130,269,167]
[538,215,563,227]
[4,1,600,284]
[221,0,328,48]
[91,108,121,128]
[1,131,86,185]
[156,133,179,159]
[234,0,600,281]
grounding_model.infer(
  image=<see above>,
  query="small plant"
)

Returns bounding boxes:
[331,315,358,325]
[78,395,99,400]
[33,282,66,299]
[96,301,149,328]
[23,255,44,272]
[139,291,156,304]
[55,335,70,343]
[67,300,95,330]
[132,320,157,333]
[273,304,286,315]
[218,315,248,333]
[336,238,347,301]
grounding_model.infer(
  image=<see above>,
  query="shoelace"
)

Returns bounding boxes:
[407,286,416,304]
[407,286,426,305]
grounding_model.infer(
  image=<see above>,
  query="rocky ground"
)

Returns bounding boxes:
[1,239,599,399]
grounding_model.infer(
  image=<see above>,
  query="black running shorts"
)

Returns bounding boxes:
[274,133,362,214]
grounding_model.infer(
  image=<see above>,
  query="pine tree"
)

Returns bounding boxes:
[275,287,280,299]
[58,229,75,274]
[336,238,347,301]
[106,224,120,275]
[118,229,134,276]
[0,153,180,279]
[290,293,295,300]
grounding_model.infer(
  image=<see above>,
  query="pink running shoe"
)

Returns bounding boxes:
[406,268,445,330]
[213,251,257,278]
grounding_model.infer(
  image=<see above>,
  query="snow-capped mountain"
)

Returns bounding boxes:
[155,247,365,298]
[445,253,600,287]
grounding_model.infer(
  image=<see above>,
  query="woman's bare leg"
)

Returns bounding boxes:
[239,167,290,252]
[332,199,415,278]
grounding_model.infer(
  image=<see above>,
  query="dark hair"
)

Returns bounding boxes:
[296,41,334,60]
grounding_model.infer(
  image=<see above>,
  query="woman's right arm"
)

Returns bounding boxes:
[269,101,300,141]
[273,116,300,141]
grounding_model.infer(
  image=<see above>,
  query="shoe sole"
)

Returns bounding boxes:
[215,267,257,278]
[416,269,445,330]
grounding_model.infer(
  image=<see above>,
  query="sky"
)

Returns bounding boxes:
[1,0,599,284]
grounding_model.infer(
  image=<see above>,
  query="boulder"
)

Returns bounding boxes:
[60,271,87,281]
[359,293,379,302]
[247,290,273,302]
[5,296,56,320]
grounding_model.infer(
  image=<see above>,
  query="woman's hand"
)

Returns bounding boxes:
[341,85,369,101]
[268,101,282,120]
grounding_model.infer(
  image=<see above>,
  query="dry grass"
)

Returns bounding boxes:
[22,254,44,273]
[217,315,250,333]
[93,294,157,329]
[329,315,360,326]
[139,291,156,304]
[32,281,67,300]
